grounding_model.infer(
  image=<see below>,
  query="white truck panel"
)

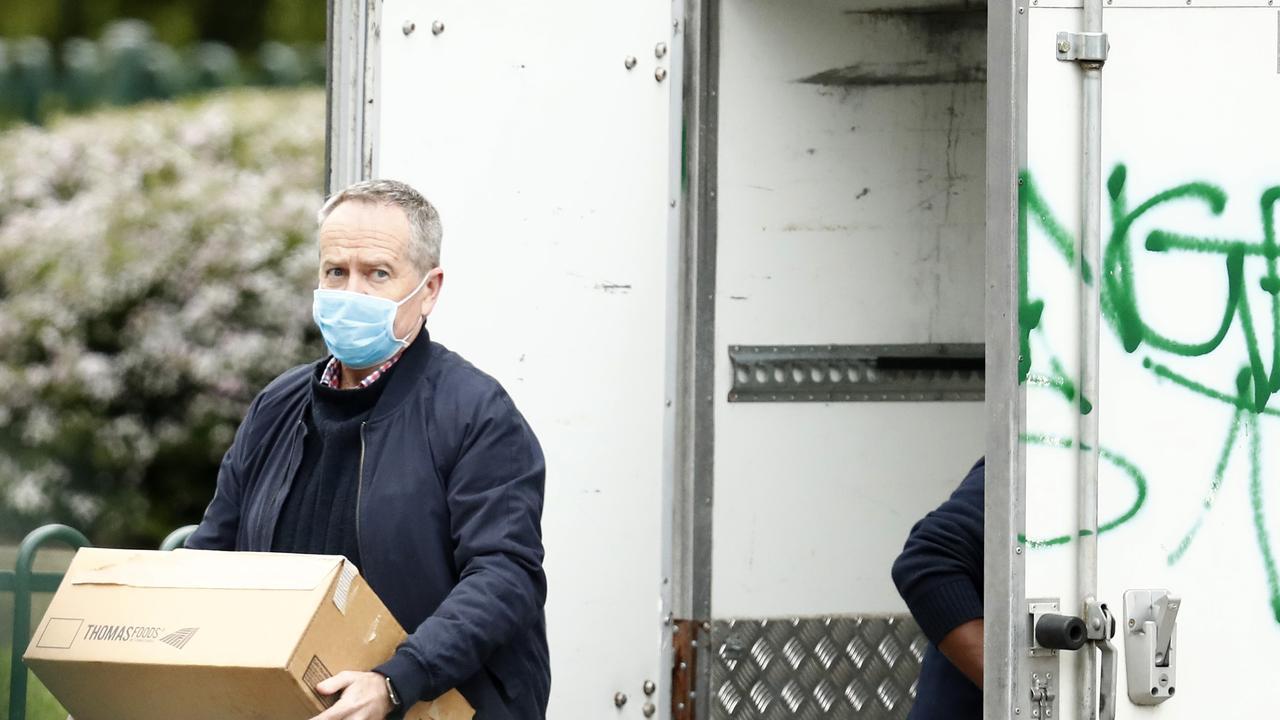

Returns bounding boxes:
[374,0,681,714]
[1024,6,1280,716]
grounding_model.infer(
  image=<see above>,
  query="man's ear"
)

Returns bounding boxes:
[418,268,444,319]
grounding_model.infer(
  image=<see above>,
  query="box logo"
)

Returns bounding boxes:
[159,627,199,650]
[81,623,199,649]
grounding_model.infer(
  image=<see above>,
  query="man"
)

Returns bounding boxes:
[187,179,550,719]
[891,458,984,720]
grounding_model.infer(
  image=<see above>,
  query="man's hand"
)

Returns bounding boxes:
[937,618,984,689]
[309,671,395,720]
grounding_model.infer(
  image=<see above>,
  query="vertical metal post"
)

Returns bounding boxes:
[985,0,1030,716]
[1077,0,1105,717]
[325,0,380,195]
[8,525,90,720]
[673,0,720,714]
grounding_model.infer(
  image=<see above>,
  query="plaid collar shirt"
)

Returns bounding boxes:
[319,352,404,390]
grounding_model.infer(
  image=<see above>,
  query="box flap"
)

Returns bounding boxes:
[70,549,347,591]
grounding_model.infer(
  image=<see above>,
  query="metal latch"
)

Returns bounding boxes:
[1056,31,1109,64]
[1123,590,1180,705]
[1084,600,1119,720]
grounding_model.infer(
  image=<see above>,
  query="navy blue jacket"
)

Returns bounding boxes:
[891,458,984,720]
[187,331,550,719]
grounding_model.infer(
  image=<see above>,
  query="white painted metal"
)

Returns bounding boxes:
[373,0,682,714]
[711,0,986,617]
[1024,6,1280,716]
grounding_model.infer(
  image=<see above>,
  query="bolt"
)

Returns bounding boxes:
[625,56,638,70]
[1128,618,1136,628]
[615,692,628,708]
[1015,546,1023,555]
[655,67,668,82]
[1160,674,1169,686]
[1016,709,1022,716]
[1046,711,1052,718]
[1019,7,1025,12]
[1046,673,1052,680]
[670,199,677,207]
[402,20,416,35]
[1033,711,1039,718]
[656,42,668,58]
[643,702,656,717]
[1057,39,1071,53]
[1091,618,1102,631]
[431,20,445,35]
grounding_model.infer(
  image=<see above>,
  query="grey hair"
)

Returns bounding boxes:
[317,179,443,273]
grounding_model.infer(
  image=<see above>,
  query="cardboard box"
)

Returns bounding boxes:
[25,548,474,720]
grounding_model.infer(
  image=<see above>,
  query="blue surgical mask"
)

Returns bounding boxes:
[312,273,431,369]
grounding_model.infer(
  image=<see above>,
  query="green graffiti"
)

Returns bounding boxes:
[1019,165,1280,619]
[1017,433,1148,549]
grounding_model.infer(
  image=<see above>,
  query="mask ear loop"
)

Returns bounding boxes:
[391,271,434,345]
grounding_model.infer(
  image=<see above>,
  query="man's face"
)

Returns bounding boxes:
[317,200,442,341]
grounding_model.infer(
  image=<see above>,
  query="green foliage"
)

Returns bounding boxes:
[0,88,327,546]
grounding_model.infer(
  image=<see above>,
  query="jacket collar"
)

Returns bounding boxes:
[366,325,434,424]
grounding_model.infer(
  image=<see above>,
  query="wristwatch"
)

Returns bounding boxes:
[384,674,403,709]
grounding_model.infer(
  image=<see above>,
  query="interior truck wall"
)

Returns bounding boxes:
[711,0,987,618]
[372,0,683,715]
[1020,2,1280,716]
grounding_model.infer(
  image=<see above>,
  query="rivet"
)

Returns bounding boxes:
[432,20,446,35]
[656,42,668,58]
[670,199,677,207]
[644,680,656,696]
[655,67,668,82]
[1019,7,1026,12]
[677,703,686,711]
[1015,546,1023,555]
[402,20,416,35]
[643,702,656,717]
[1128,618,1136,628]
[625,56,638,70]
[614,692,628,708]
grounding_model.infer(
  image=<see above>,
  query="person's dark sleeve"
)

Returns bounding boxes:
[184,394,264,551]
[376,383,546,704]
[891,459,985,646]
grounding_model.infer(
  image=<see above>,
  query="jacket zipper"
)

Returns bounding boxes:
[355,421,367,564]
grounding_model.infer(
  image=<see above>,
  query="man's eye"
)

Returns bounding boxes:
[374,270,390,279]
[326,268,345,277]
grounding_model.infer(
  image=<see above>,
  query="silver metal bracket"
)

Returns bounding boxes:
[1055,31,1109,65]
[1123,589,1180,705]
[1025,599,1062,720]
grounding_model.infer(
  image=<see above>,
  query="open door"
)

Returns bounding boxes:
[365,0,684,714]
[991,1,1280,717]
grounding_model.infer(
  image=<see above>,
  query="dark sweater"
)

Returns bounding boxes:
[271,357,397,567]
[891,458,985,720]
